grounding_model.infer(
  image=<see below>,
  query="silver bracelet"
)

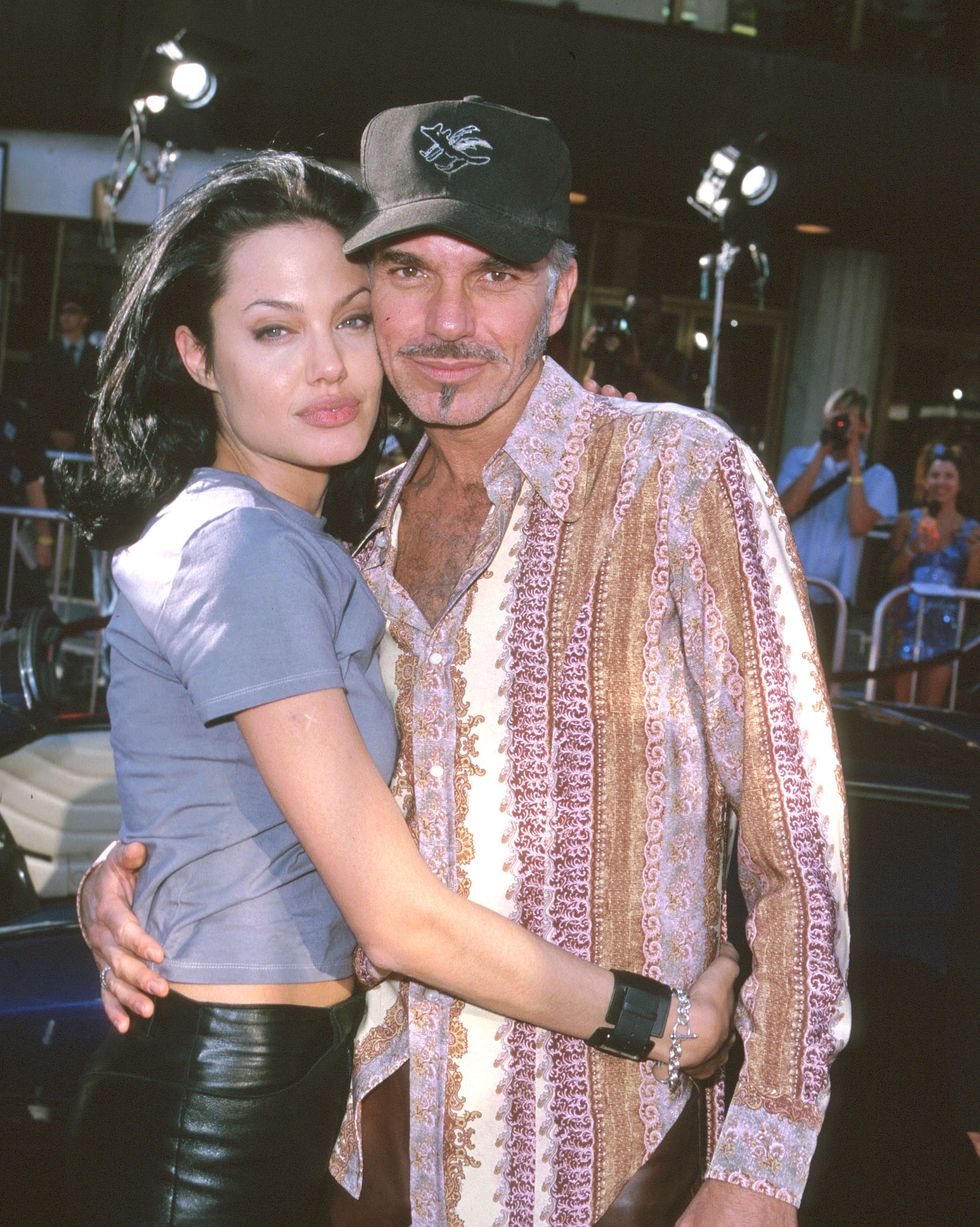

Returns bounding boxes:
[667,988,697,1092]
[649,988,698,1093]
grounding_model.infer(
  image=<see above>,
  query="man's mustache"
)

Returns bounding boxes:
[398,341,506,364]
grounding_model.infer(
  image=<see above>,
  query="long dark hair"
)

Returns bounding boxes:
[64,152,383,549]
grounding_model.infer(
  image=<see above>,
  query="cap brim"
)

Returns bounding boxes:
[342,197,559,264]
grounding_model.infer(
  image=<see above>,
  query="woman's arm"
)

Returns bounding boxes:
[886,512,915,583]
[236,688,735,1061]
[79,693,738,1061]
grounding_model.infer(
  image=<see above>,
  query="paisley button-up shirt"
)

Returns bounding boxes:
[332,359,849,1225]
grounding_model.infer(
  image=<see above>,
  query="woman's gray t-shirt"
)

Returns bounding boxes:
[106,468,397,983]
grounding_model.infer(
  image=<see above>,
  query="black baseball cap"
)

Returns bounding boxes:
[343,97,571,264]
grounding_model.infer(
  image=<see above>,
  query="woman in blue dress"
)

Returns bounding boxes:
[887,445,980,706]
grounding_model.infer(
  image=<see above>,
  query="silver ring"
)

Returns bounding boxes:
[99,965,112,991]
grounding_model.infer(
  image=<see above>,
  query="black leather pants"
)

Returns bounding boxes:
[67,989,364,1226]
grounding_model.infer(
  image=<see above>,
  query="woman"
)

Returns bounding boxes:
[887,445,980,706]
[64,154,738,1225]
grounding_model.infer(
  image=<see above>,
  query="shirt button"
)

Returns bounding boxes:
[429,763,444,779]
[429,651,443,665]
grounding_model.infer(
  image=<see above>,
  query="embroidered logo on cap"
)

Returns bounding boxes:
[417,123,493,175]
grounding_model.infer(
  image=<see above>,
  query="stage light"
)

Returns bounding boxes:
[687,141,778,225]
[740,162,777,205]
[694,331,710,351]
[687,136,778,413]
[170,59,216,108]
[97,30,219,248]
[133,31,218,114]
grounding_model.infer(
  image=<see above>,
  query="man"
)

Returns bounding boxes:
[26,294,99,451]
[0,391,54,609]
[777,388,897,665]
[82,99,848,1225]
[584,288,693,403]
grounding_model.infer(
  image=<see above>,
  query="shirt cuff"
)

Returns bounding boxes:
[706,1099,820,1208]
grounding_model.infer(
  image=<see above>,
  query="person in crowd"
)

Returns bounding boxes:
[26,293,99,451]
[0,391,53,612]
[582,286,692,402]
[64,150,738,1226]
[885,444,980,706]
[778,387,898,668]
[81,101,847,1226]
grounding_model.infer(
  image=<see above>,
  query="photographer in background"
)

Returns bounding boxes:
[582,289,692,402]
[778,387,898,666]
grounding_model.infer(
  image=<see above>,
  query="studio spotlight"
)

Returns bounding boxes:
[96,30,219,250]
[134,32,218,113]
[687,135,779,414]
[687,141,778,225]
[739,162,777,206]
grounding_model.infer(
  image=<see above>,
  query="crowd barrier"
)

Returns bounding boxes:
[805,578,847,696]
[0,452,111,716]
[805,572,979,712]
[864,585,980,709]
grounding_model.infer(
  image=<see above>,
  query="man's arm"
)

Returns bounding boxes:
[845,476,881,537]
[23,478,53,570]
[842,432,881,537]
[681,436,849,1220]
[680,1179,797,1226]
[776,443,829,519]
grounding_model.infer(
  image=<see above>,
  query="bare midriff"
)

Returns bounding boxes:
[170,977,355,1007]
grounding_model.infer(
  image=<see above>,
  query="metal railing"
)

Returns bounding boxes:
[865,584,980,710]
[806,578,847,695]
[0,453,112,716]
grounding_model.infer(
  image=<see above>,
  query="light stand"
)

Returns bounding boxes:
[95,32,217,251]
[701,239,770,413]
[703,240,738,414]
[688,139,777,414]
[144,141,181,216]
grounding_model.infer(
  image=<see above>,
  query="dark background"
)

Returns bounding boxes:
[1,0,977,328]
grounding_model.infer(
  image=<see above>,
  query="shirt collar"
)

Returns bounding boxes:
[357,358,595,558]
[498,357,594,522]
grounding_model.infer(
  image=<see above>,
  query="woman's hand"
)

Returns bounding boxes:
[676,941,740,1076]
[583,376,638,401]
[78,841,170,1031]
[914,518,940,552]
